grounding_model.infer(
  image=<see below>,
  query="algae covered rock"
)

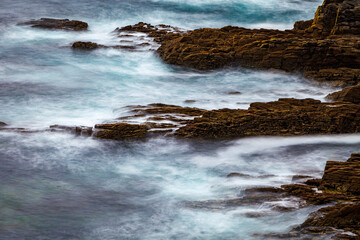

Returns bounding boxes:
[94,123,149,140]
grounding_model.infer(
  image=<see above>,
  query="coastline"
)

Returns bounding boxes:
[3,0,360,238]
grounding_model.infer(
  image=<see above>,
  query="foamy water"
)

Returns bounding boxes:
[1,0,356,239]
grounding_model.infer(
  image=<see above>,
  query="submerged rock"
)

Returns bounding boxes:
[226,172,252,178]
[20,18,88,31]
[49,125,93,136]
[93,123,149,140]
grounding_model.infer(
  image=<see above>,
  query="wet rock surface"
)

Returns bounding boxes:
[320,153,360,195]
[301,203,360,236]
[93,123,149,140]
[20,18,88,31]
[72,41,102,50]
[157,0,360,85]
[114,22,183,43]
[187,152,360,237]
[175,98,360,139]
[327,84,360,103]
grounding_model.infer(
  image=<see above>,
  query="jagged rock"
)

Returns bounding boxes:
[0,122,6,127]
[72,41,102,50]
[301,203,360,235]
[293,19,313,31]
[20,18,88,31]
[93,123,148,140]
[305,178,322,187]
[320,153,360,195]
[157,0,360,85]
[307,0,360,36]
[114,22,183,43]
[326,84,360,103]
[175,98,360,139]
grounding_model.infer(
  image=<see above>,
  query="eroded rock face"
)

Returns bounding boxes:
[157,0,360,85]
[93,123,149,140]
[308,0,360,36]
[327,84,360,103]
[320,153,360,195]
[20,18,88,31]
[175,98,360,139]
[301,203,360,235]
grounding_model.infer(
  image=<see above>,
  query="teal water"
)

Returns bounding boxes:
[1,0,358,239]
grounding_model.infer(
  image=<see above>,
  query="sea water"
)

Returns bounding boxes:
[1,0,358,239]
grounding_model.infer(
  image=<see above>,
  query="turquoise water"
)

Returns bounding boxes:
[1,0,358,239]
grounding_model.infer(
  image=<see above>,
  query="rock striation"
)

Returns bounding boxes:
[20,18,88,31]
[93,123,149,140]
[175,98,360,139]
[327,83,360,103]
[157,0,360,85]
[320,153,360,195]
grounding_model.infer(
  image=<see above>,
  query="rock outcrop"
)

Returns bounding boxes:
[284,152,360,235]
[114,22,183,43]
[93,123,149,140]
[301,203,360,235]
[175,98,360,139]
[157,0,360,85]
[320,153,360,195]
[20,18,88,31]
[72,41,101,50]
[327,83,360,103]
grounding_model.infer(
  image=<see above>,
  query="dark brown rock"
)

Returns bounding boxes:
[72,41,101,50]
[293,19,313,31]
[320,153,360,195]
[226,172,252,178]
[20,18,88,31]
[114,22,183,43]
[175,98,360,139]
[94,123,148,140]
[301,203,360,235]
[0,122,6,127]
[244,187,284,194]
[304,178,322,187]
[327,84,360,103]
[157,0,360,85]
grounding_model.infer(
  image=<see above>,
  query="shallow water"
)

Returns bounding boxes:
[0,0,357,239]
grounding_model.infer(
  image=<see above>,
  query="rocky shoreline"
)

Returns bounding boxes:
[13,0,360,238]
